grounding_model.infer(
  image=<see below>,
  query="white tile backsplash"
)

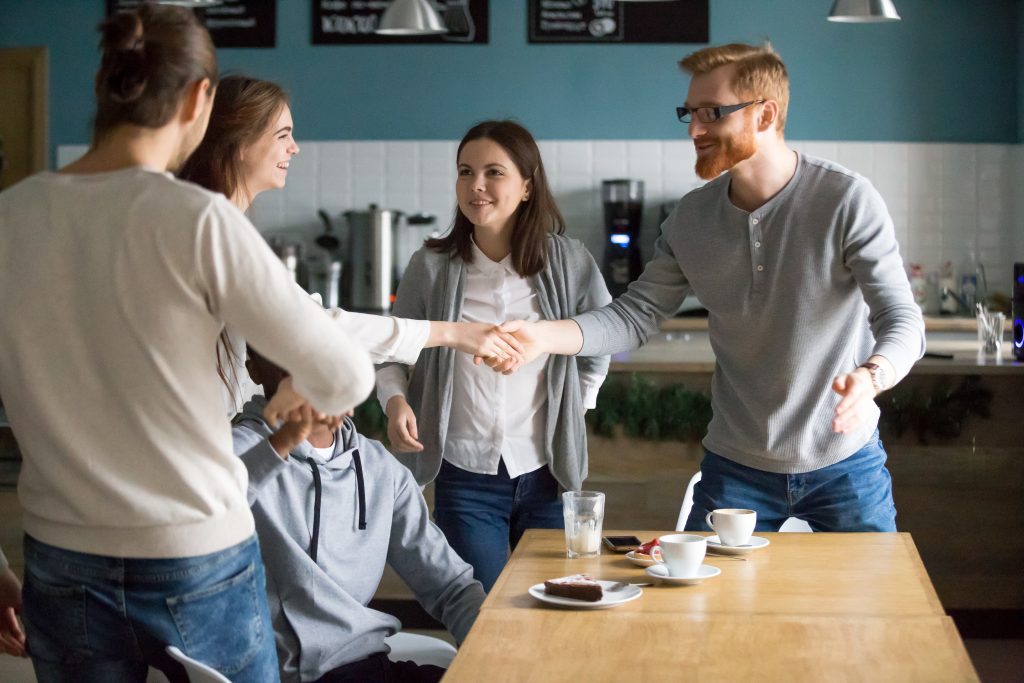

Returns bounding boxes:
[56,139,1024,296]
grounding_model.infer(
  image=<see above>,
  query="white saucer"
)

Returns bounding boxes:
[706,535,770,556]
[625,550,662,567]
[529,581,643,609]
[645,563,721,585]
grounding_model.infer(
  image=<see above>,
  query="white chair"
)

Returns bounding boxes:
[385,632,457,669]
[676,471,813,532]
[162,646,231,683]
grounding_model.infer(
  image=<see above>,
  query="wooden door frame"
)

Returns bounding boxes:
[0,46,49,173]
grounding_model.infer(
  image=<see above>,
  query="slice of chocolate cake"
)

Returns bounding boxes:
[543,574,603,602]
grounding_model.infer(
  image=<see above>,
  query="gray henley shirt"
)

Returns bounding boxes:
[574,153,925,474]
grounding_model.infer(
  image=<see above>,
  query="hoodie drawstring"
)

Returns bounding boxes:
[352,449,367,531]
[307,459,323,562]
[306,448,367,562]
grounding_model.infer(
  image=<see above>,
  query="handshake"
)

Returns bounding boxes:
[467,319,542,375]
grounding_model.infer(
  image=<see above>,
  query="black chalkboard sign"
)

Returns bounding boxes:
[528,0,707,44]
[313,0,488,45]
[106,0,277,48]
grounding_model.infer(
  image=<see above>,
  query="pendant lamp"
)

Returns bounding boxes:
[828,0,901,23]
[376,0,448,36]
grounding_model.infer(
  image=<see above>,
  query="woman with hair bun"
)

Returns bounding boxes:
[0,5,373,680]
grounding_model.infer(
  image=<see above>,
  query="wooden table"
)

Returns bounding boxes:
[443,530,978,682]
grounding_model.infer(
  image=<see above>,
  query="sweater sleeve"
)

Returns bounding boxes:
[386,464,484,644]
[325,307,429,365]
[842,179,926,383]
[572,243,613,408]
[572,228,692,357]
[376,249,430,409]
[195,199,374,415]
[231,422,288,506]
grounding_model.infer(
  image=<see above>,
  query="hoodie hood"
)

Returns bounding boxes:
[236,396,358,470]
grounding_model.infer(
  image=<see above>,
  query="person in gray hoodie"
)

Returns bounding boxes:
[232,348,484,683]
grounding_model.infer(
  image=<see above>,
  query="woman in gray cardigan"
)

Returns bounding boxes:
[377,120,611,591]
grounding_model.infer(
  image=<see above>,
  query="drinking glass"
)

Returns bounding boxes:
[562,491,605,559]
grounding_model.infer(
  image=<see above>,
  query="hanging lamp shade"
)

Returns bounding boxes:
[156,0,223,6]
[828,0,901,22]
[376,0,448,36]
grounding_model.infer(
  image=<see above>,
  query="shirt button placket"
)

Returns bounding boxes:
[751,215,765,290]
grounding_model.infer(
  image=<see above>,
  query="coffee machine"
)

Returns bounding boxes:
[1013,262,1024,361]
[601,179,644,297]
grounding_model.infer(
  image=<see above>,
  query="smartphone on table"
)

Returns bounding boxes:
[601,535,642,553]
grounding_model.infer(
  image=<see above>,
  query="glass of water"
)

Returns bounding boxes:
[562,490,605,558]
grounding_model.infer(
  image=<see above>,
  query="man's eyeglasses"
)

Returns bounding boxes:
[676,100,765,124]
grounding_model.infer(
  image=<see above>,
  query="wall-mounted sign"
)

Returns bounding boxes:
[529,0,707,44]
[313,0,488,44]
[106,0,277,48]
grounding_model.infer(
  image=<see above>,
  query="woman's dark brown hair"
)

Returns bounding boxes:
[93,3,218,140]
[426,120,564,277]
[177,75,289,399]
[178,75,289,203]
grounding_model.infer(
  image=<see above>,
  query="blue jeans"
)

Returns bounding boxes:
[22,533,278,683]
[433,459,563,592]
[685,432,897,532]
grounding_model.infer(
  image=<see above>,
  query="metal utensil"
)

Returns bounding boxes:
[606,581,652,591]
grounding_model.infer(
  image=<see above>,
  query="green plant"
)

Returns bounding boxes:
[877,375,992,444]
[353,397,389,446]
[588,374,712,442]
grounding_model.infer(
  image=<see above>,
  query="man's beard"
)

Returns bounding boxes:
[694,124,757,180]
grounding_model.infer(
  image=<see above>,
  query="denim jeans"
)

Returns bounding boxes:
[433,459,563,592]
[685,431,897,532]
[22,533,279,683]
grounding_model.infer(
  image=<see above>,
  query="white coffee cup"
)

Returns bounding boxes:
[657,533,706,577]
[705,508,756,547]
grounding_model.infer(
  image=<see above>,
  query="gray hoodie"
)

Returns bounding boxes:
[232,397,484,682]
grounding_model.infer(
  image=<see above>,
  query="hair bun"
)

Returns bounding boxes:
[100,11,148,103]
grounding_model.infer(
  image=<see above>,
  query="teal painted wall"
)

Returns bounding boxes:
[1,0,1020,152]
[1019,0,1024,142]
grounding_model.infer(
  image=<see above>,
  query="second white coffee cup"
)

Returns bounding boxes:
[705,508,757,546]
[657,533,707,577]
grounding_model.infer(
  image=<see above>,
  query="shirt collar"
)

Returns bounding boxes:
[469,236,517,276]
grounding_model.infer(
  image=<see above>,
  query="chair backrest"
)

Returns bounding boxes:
[676,470,814,532]
[165,646,231,683]
[675,471,702,531]
[385,632,457,669]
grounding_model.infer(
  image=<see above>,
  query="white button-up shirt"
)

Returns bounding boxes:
[444,241,550,478]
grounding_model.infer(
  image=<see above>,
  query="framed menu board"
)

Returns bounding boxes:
[313,0,489,45]
[528,0,708,44]
[106,0,277,48]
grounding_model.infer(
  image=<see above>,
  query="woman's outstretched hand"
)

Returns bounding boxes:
[476,319,543,374]
[451,322,525,363]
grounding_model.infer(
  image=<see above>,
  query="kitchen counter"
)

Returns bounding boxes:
[661,315,1011,333]
[611,329,1024,375]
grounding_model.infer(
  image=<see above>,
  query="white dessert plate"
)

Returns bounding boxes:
[625,550,662,567]
[706,535,770,556]
[528,581,643,609]
[645,563,721,586]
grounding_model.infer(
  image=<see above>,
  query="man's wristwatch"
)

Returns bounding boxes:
[859,362,887,394]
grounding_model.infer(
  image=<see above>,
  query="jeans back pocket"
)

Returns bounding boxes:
[166,561,266,675]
